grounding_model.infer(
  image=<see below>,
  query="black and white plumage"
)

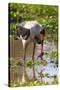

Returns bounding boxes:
[15,21,45,43]
[14,21,45,80]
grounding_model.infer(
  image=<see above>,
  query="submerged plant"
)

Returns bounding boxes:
[26,60,35,68]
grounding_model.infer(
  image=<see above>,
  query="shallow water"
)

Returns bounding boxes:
[10,36,58,83]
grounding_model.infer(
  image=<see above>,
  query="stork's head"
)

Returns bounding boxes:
[35,27,45,44]
[40,28,45,43]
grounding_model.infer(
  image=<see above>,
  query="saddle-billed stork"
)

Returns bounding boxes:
[14,21,45,82]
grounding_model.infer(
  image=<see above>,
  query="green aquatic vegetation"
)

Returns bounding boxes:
[44,52,49,57]
[37,60,40,65]
[16,61,23,66]
[37,60,47,66]
[10,80,49,87]
[26,59,47,68]
[26,60,35,68]
[44,73,49,77]
[10,78,58,87]
[42,60,47,66]
[50,51,58,59]
[51,76,58,84]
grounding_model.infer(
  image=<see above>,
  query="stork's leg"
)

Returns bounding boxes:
[22,42,27,82]
[32,42,36,80]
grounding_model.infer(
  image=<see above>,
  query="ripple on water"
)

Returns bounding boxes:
[25,41,58,82]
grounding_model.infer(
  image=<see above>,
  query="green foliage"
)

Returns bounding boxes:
[16,61,23,66]
[44,73,49,77]
[10,77,58,87]
[26,59,47,68]
[51,51,58,59]
[37,61,40,65]
[9,3,58,43]
[10,23,16,34]
[10,80,49,87]
[37,60,47,66]
[26,60,35,68]
[52,76,58,84]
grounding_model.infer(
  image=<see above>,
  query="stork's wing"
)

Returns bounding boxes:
[19,26,30,40]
